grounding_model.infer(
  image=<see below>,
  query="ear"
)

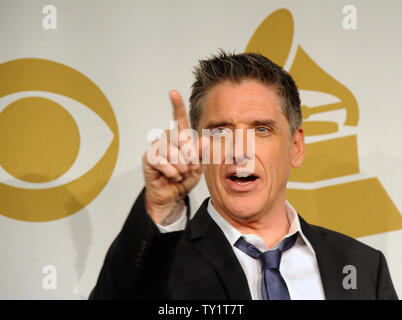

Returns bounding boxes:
[290,128,305,169]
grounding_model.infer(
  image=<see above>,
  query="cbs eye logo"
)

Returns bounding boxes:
[0,58,119,222]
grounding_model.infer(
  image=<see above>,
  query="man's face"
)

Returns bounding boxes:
[198,79,305,224]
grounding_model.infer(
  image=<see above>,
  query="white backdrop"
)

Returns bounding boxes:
[0,0,401,299]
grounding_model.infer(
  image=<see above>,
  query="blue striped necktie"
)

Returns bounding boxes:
[234,232,298,300]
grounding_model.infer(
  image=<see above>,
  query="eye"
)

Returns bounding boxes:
[0,90,114,189]
[0,57,119,222]
[210,127,231,137]
[255,126,271,135]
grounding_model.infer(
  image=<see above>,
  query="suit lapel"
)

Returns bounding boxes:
[299,215,349,300]
[186,202,349,300]
[187,199,252,300]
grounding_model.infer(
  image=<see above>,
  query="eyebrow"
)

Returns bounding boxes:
[204,119,279,129]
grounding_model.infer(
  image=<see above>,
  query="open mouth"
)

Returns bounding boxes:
[227,172,259,185]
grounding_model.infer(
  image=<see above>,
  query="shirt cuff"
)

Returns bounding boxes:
[156,205,188,233]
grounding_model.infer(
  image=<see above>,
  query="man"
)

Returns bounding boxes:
[90,51,398,300]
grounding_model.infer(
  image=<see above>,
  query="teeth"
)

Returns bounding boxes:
[236,181,252,185]
[235,173,251,178]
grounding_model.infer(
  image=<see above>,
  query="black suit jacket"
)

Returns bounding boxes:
[89,189,398,300]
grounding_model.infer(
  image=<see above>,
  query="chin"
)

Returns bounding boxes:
[222,193,265,220]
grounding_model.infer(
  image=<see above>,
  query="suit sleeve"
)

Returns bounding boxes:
[376,250,399,300]
[89,188,188,299]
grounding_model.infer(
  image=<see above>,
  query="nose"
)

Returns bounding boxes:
[232,128,255,165]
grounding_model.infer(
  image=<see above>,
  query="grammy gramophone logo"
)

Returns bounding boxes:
[246,9,402,238]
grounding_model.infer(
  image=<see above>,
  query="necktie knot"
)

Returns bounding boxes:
[259,249,282,269]
[234,232,298,262]
[234,232,298,300]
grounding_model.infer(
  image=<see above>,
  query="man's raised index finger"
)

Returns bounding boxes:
[170,90,190,131]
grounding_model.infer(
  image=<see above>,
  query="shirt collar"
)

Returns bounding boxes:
[207,198,316,254]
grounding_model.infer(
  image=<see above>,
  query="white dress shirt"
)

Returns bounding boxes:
[157,200,326,300]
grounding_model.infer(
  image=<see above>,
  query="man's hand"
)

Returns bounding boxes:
[143,90,207,226]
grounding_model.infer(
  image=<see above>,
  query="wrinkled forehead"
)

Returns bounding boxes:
[198,80,286,129]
